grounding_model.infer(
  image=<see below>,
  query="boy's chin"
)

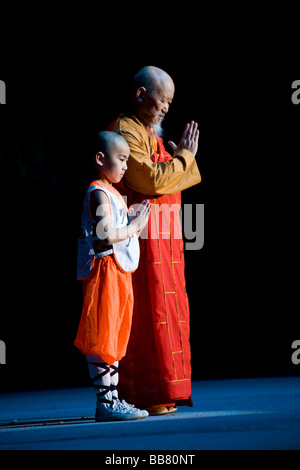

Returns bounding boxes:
[113,177,123,184]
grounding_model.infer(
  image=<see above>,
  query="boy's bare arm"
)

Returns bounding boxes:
[91,190,150,245]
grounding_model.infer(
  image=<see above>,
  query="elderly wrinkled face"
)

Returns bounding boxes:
[137,77,175,128]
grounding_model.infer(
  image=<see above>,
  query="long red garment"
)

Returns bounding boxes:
[108,122,193,409]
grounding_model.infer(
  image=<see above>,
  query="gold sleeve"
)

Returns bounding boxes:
[114,116,201,196]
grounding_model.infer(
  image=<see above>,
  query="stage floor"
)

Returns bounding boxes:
[0,376,300,450]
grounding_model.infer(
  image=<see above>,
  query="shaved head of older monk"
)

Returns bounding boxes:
[132,66,175,137]
[129,65,198,156]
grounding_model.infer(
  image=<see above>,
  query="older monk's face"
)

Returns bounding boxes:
[138,77,175,128]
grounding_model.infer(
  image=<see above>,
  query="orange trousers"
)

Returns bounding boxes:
[74,255,133,365]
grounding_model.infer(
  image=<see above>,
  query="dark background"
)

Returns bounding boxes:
[0,48,299,392]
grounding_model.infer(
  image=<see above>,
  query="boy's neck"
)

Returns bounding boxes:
[95,176,113,187]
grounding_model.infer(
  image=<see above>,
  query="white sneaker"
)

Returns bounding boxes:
[118,399,149,418]
[95,400,142,422]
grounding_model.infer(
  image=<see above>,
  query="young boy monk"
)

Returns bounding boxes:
[74,131,150,421]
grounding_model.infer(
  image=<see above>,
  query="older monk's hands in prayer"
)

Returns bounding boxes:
[168,121,199,157]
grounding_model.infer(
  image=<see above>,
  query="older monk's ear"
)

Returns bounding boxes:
[95,152,105,166]
[136,87,146,102]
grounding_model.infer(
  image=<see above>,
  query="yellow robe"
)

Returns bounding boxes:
[113,114,201,195]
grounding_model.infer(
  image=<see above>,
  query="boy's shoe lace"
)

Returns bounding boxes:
[115,398,149,418]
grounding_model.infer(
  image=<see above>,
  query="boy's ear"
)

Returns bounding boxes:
[136,86,146,103]
[95,152,105,166]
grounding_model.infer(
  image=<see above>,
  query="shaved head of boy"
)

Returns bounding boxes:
[94,131,130,185]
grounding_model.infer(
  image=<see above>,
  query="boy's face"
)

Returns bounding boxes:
[97,139,130,184]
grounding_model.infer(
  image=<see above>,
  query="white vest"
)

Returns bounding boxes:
[77,183,140,279]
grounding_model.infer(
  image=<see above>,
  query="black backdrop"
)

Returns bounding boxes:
[0,54,299,392]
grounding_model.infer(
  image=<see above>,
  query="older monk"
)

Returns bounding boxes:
[107,66,201,415]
